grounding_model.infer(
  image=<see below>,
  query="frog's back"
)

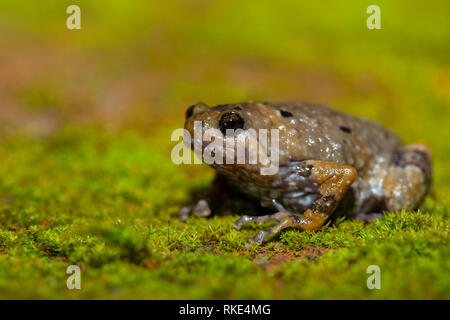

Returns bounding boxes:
[265,101,403,172]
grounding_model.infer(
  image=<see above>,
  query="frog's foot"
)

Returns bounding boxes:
[236,160,358,244]
[179,199,211,222]
[240,210,336,245]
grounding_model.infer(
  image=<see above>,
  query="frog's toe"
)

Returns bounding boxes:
[233,215,251,230]
[251,230,268,245]
[193,199,211,217]
[179,205,193,222]
[355,212,384,222]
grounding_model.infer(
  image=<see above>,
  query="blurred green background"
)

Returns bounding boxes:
[0,0,448,299]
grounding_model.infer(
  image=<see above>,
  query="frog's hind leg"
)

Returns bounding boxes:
[234,161,357,244]
[233,200,290,230]
[382,144,432,212]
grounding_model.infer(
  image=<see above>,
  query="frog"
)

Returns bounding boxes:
[179,101,432,244]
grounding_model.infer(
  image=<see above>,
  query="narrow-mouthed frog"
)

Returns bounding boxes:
[180,101,432,244]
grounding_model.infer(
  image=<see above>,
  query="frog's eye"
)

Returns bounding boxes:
[219,111,245,135]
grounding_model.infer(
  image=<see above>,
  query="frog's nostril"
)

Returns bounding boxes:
[185,105,195,119]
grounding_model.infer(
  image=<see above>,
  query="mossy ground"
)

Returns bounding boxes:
[0,1,449,299]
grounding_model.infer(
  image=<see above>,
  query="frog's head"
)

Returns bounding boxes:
[184,102,293,176]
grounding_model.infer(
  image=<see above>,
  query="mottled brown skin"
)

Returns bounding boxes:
[181,101,432,244]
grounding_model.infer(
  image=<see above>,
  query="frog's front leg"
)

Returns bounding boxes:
[234,160,357,244]
[234,201,288,230]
